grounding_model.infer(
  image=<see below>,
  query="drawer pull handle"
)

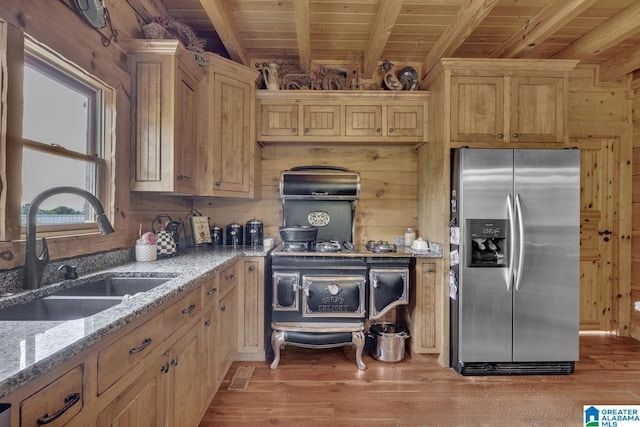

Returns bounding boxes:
[182,304,196,314]
[37,392,81,425]
[130,338,152,354]
[207,288,218,295]
[204,319,211,327]
[225,274,234,281]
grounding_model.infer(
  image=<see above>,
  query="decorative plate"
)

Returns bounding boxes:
[74,0,106,29]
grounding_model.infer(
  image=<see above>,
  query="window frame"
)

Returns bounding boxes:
[17,37,115,238]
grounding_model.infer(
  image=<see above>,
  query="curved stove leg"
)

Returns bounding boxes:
[270,330,286,369]
[352,331,366,370]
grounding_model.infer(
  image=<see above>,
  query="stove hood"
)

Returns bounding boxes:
[280,166,360,200]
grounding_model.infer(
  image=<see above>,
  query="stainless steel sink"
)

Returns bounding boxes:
[0,276,174,321]
[55,276,172,297]
[0,296,122,321]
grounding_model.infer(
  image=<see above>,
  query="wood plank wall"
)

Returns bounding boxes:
[193,145,419,245]
[632,71,640,340]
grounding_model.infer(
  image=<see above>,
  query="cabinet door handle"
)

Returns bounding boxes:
[37,392,81,425]
[291,127,297,133]
[160,363,170,373]
[225,274,234,281]
[171,358,179,366]
[215,181,221,186]
[389,128,394,133]
[512,132,519,138]
[376,128,381,133]
[304,127,310,133]
[177,174,192,180]
[182,304,196,314]
[248,265,254,272]
[129,338,152,354]
[207,287,218,295]
[204,319,211,327]
[497,133,504,138]
[220,305,226,312]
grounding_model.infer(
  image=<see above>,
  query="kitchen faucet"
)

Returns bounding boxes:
[23,186,114,290]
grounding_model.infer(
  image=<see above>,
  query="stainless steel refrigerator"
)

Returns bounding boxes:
[450,148,580,375]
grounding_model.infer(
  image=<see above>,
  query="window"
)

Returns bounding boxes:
[20,40,114,234]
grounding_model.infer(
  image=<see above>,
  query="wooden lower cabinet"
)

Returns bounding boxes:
[236,257,265,360]
[217,283,238,384]
[401,259,443,354]
[3,256,266,427]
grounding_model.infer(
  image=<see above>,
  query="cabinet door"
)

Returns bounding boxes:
[202,304,219,400]
[237,258,265,357]
[217,286,238,383]
[387,105,424,138]
[450,76,505,143]
[345,105,382,136]
[168,328,203,427]
[174,66,200,194]
[415,261,439,352]
[97,358,165,427]
[509,76,565,143]
[259,103,299,137]
[302,104,340,136]
[211,74,253,194]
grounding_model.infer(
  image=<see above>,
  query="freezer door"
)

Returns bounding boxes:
[457,149,514,363]
[512,149,580,362]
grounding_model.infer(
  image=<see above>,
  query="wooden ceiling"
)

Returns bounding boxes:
[159,0,640,83]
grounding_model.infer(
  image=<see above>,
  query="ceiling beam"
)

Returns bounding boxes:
[490,0,597,58]
[598,42,640,82]
[199,0,248,65]
[420,0,500,88]
[293,0,311,71]
[552,0,640,59]
[362,0,405,78]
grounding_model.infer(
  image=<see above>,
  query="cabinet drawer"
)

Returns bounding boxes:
[219,262,238,297]
[97,288,200,394]
[21,364,84,426]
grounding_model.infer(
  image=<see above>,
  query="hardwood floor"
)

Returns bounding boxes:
[199,333,640,426]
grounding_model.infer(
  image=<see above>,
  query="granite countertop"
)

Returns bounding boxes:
[0,245,270,400]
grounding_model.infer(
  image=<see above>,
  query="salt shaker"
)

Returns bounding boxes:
[404,228,416,247]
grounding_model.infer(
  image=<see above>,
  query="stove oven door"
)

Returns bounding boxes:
[369,267,409,319]
[273,272,300,311]
[302,275,365,318]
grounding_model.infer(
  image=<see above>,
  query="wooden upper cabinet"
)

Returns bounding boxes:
[127,40,206,194]
[257,91,429,144]
[440,59,578,146]
[450,76,505,143]
[204,54,260,199]
[302,104,341,136]
[509,76,565,143]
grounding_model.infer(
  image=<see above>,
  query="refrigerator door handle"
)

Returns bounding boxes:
[507,194,516,291]
[514,193,525,291]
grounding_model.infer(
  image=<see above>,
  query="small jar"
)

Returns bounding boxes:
[404,228,416,247]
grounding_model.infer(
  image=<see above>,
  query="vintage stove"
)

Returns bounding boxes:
[268,166,410,370]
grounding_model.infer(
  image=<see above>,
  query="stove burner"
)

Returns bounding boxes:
[282,241,310,252]
[366,240,397,253]
[314,240,342,253]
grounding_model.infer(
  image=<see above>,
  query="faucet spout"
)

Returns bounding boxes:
[24,186,114,290]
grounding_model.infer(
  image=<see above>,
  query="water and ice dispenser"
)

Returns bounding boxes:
[466,219,507,267]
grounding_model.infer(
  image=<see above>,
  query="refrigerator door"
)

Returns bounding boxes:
[458,149,513,363]
[512,149,580,362]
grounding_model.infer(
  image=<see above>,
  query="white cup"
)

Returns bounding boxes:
[136,244,157,262]
[412,238,429,251]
